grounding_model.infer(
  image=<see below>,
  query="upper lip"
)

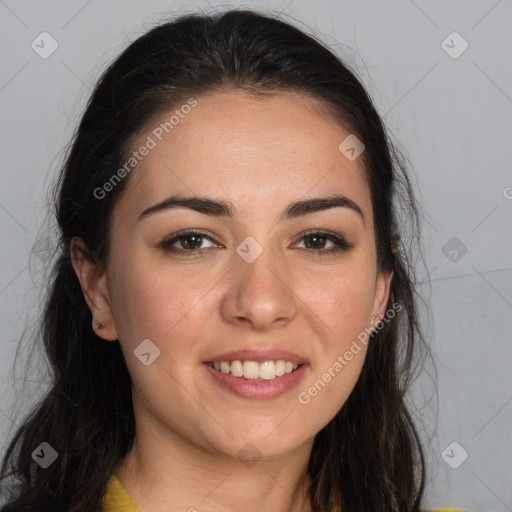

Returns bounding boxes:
[204,349,308,364]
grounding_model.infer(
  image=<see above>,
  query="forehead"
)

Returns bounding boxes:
[116,91,371,222]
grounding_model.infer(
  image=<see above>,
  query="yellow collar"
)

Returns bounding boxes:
[101,474,466,512]
[102,475,141,512]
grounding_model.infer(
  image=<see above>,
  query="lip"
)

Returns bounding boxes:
[204,349,308,365]
[203,362,309,400]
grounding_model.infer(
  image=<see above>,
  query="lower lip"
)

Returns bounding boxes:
[203,363,309,400]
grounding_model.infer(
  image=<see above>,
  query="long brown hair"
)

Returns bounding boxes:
[1,9,431,511]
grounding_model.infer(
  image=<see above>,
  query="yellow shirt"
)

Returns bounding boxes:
[102,474,467,512]
[102,475,140,512]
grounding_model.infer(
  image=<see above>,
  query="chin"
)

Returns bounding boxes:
[205,425,312,463]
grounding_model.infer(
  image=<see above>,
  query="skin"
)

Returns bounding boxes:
[71,90,393,512]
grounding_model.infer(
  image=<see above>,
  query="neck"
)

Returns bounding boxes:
[114,405,314,512]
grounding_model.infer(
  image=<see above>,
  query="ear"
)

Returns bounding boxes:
[70,236,118,341]
[371,268,394,327]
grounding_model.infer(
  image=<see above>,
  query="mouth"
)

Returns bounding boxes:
[204,360,304,381]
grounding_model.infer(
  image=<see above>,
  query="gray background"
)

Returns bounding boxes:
[1,0,511,510]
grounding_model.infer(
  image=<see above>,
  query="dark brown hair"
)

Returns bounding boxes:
[1,9,430,511]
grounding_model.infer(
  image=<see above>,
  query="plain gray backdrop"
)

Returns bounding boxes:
[1,0,511,510]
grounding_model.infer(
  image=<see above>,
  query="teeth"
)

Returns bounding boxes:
[207,359,302,381]
[259,361,275,380]
[230,360,243,377]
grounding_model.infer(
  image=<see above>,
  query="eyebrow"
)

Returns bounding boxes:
[137,194,365,225]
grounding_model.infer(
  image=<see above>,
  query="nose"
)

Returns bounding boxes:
[220,246,298,331]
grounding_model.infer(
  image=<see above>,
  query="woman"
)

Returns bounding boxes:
[0,9,463,512]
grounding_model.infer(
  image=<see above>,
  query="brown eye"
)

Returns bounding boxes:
[302,233,330,250]
[177,233,204,250]
[295,231,353,255]
[159,230,217,254]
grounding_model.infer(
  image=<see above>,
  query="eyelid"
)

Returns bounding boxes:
[291,229,353,247]
[164,228,218,242]
[160,229,222,249]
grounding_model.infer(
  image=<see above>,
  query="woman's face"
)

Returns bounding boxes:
[89,91,391,460]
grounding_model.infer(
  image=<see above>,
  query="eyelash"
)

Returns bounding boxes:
[158,229,353,256]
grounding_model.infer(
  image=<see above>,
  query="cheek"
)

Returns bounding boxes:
[108,252,220,343]
[293,255,375,412]
[297,262,376,340]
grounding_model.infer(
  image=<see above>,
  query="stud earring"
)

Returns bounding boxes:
[370,316,376,326]
[96,322,106,330]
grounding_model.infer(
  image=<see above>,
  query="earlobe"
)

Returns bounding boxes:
[70,237,118,341]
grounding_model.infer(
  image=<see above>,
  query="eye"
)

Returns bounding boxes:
[294,230,353,255]
[159,230,219,255]
[158,229,353,256]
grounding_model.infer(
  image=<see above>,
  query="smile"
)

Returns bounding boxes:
[205,360,301,381]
